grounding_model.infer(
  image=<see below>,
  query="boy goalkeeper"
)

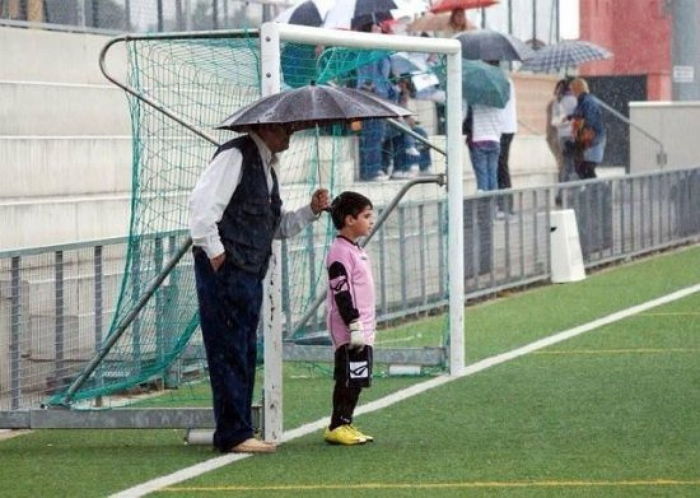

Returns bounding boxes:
[324,191,376,446]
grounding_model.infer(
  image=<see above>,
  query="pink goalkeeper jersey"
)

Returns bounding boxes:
[326,236,376,350]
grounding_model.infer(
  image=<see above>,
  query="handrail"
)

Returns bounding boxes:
[593,96,668,169]
[290,175,446,339]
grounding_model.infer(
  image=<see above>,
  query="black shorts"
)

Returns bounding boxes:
[334,344,373,388]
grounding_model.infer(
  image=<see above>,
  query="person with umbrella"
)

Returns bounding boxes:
[189,121,330,454]
[569,77,606,179]
[188,84,409,454]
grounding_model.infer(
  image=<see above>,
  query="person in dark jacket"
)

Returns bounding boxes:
[189,123,329,454]
[570,77,606,179]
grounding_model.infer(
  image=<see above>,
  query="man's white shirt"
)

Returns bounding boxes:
[189,132,317,259]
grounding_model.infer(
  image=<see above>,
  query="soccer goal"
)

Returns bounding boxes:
[2,23,464,442]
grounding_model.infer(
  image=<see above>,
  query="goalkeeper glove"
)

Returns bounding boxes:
[348,321,365,350]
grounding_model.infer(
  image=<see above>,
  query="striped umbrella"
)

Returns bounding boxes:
[520,40,613,73]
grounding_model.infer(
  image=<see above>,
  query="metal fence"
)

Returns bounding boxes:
[0,0,286,34]
[2,167,699,411]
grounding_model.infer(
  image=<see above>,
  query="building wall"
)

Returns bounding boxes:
[580,0,672,100]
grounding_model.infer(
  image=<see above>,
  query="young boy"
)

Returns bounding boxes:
[323,191,376,446]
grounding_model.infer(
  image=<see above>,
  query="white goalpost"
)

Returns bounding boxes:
[259,22,464,442]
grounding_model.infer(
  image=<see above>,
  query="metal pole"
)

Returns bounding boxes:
[157,0,163,31]
[94,245,104,406]
[592,96,667,168]
[445,49,465,375]
[671,0,700,100]
[532,0,537,46]
[260,22,283,443]
[291,175,446,336]
[55,251,65,383]
[555,0,560,41]
[125,0,132,31]
[10,257,21,410]
[508,0,513,35]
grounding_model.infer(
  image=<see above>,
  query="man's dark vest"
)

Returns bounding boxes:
[214,135,282,278]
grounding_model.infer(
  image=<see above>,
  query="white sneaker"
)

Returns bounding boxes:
[406,146,420,158]
[391,170,417,180]
[364,172,389,182]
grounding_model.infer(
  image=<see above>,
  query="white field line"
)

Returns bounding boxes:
[111,283,700,498]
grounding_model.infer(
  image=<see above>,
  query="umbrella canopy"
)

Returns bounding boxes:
[275,0,334,26]
[462,60,510,108]
[431,0,498,14]
[324,0,397,30]
[455,29,534,61]
[408,11,476,32]
[389,51,429,76]
[218,84,412,132]
[520,40,613,73]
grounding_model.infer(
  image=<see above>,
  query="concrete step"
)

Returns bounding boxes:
[1,193,131,250]
[0,136,132,198]
[0,81,131,135]
[0,27,126,85]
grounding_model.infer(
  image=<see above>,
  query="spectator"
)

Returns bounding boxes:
[324,191,377,446]
[188,122,330,454]
[570,77,606,179]
[355,22,394,181]
[464,103,503,192]
[550,78,578,182]
[496,64,517,215]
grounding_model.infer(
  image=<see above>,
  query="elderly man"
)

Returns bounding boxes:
[189,123,330,453]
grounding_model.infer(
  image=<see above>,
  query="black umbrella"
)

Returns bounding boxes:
[324,0,397,30]
[218,84,412,132]
[274,0,333,27]
[455,29,534,61]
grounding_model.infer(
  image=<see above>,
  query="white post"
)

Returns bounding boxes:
[260,22,283,443]
[445,52,465,375]
[258,22,465,438]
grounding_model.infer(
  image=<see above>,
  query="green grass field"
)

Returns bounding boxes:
[2,246,699,497]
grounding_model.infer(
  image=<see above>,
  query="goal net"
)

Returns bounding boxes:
[47,25,465,439]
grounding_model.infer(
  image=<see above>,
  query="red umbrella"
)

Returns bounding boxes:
[430,0,498,14]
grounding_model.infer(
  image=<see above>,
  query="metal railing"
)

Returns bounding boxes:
[0,0,287,34]
[2,167,700,411]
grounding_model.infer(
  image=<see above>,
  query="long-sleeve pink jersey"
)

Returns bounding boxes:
[325,236,376,350]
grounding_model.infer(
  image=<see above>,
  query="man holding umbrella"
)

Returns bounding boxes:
[189,122,329,454]
[188,84,410,454]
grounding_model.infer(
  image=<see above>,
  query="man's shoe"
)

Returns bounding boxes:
[231,437,277,453]
[348,424,374,442]
[324,425,366,445]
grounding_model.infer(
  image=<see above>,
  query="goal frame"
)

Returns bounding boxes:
[259,22,464,442]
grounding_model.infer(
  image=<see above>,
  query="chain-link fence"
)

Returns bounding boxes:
[0,0,286,33]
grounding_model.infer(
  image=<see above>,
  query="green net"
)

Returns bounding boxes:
[48,31,452,408]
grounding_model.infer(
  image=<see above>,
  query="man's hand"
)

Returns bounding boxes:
[210,253,226,272]
[310,188,330,215]
[349,321,365,351]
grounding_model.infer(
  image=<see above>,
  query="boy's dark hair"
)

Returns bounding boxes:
[330,191,373,230]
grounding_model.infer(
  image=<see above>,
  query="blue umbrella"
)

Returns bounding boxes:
[462,60,510,108]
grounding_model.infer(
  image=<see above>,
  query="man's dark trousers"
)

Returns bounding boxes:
[194,249,262,452]
[498,132,514,213]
